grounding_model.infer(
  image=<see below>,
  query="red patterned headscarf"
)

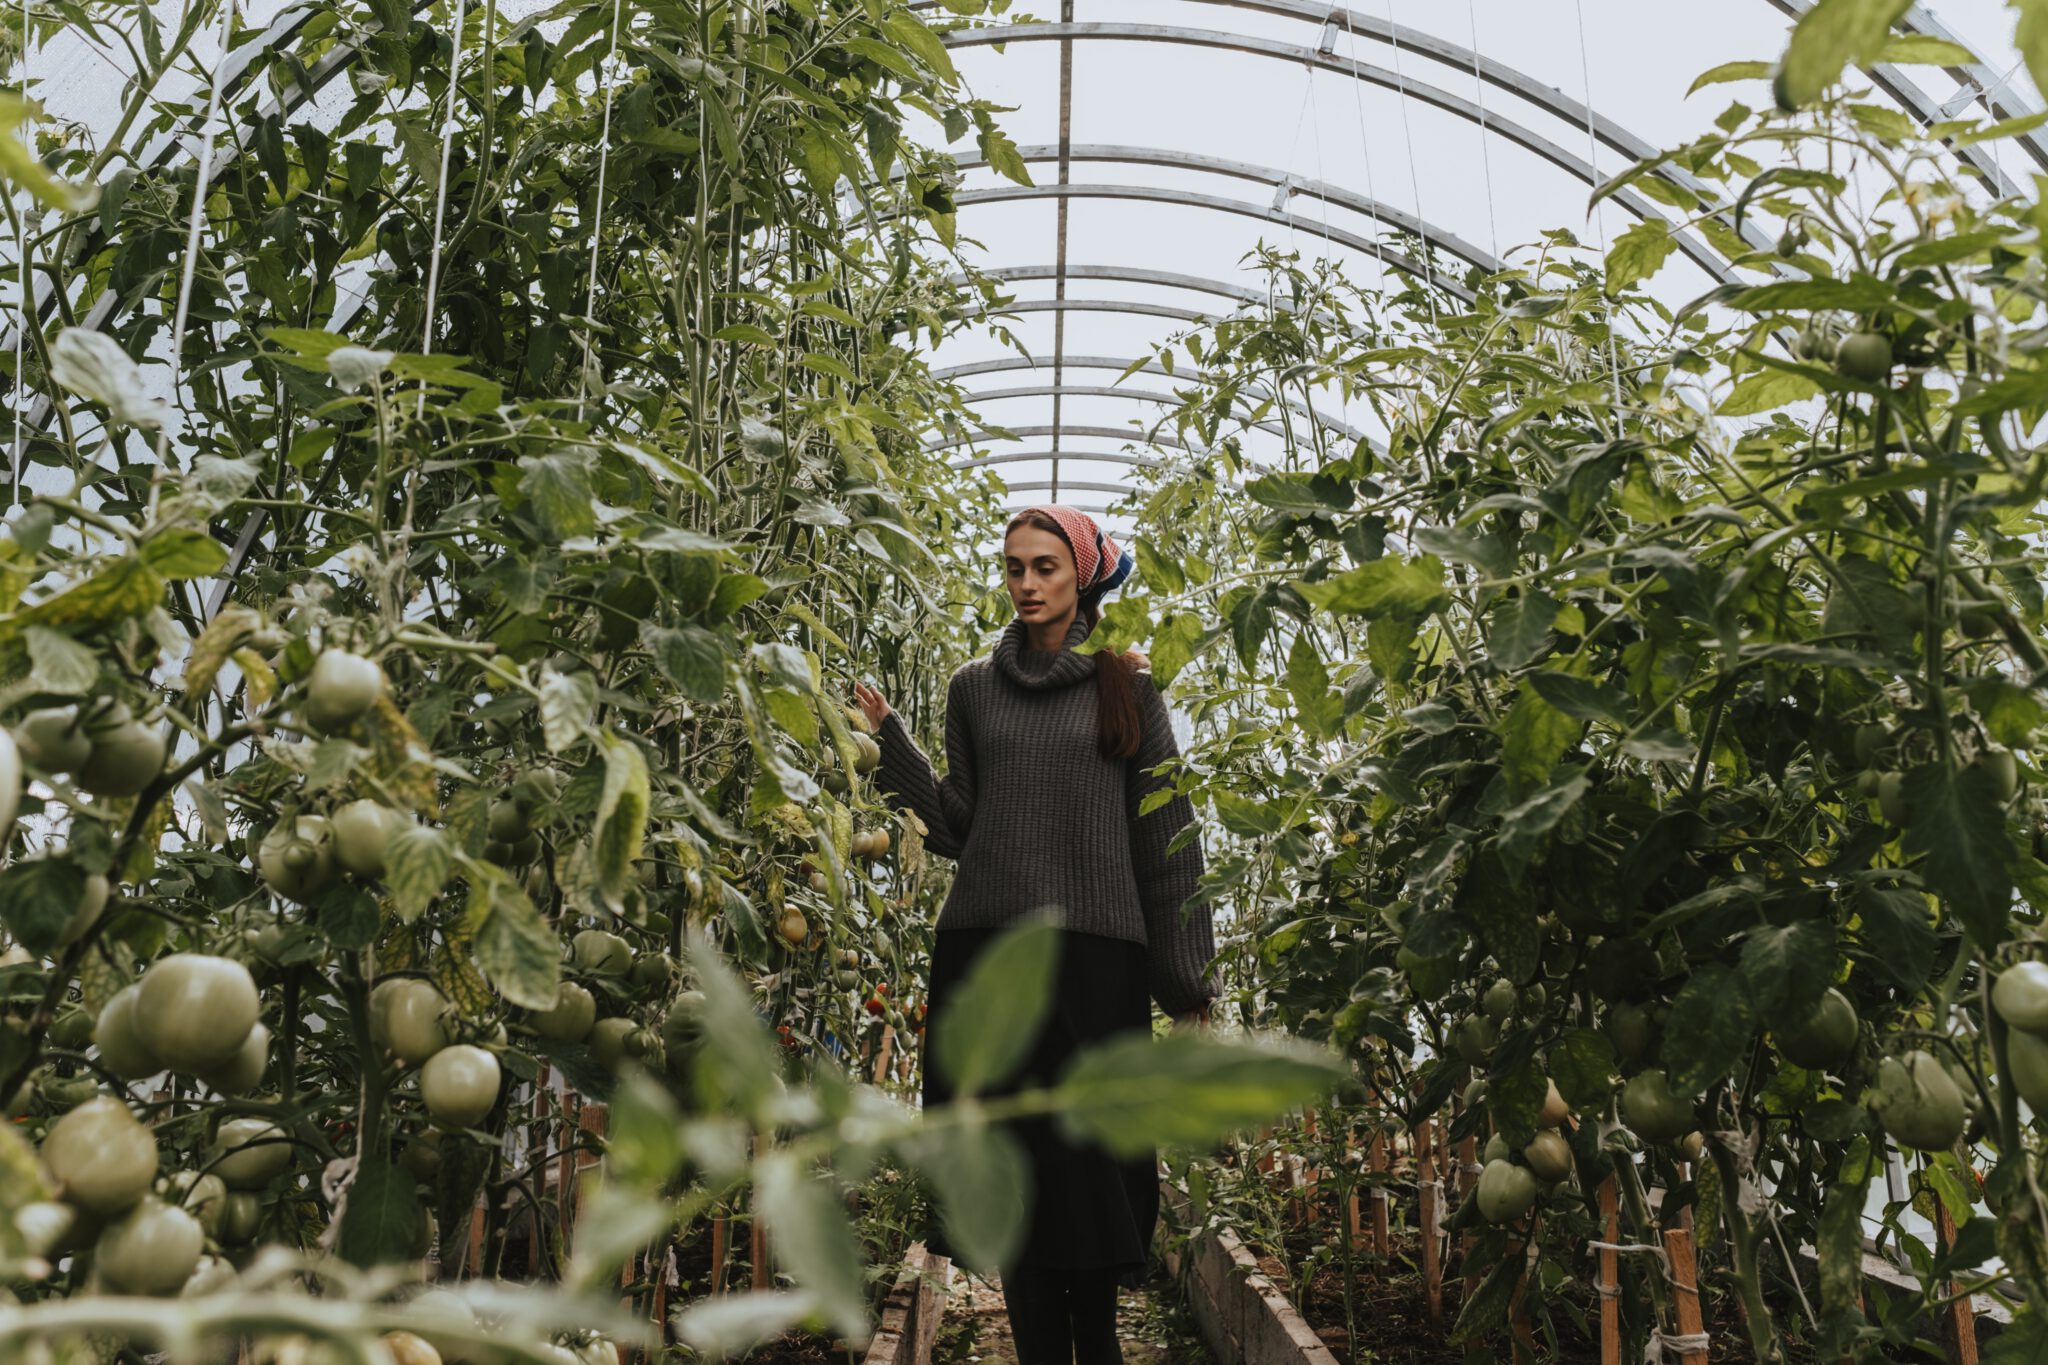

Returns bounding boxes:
[1022,504,1134,597]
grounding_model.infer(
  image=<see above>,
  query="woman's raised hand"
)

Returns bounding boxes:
[852,680,892,732]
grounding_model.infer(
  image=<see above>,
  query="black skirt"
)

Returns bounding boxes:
[918,926,1159,1290]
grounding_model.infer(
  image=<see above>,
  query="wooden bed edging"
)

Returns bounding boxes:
[859,1241,952,1365]
[1160,1181,1341,1365]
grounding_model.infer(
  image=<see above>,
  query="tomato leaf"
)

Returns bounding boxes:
[1776,0,1913,110]
[1902,762,2014,949]
[593,733,650,915]
[1854,885,1937,990]
[1661,963,1756,1093]
[1548,1029,1617,1112]
[471,870,562,1011]
[1739,919,1837,1026]
[895,1114,1030,1274]
[1052,1031,1350,1158]
[337,1158,421,1267]
[0,858,86,955]
[385,825,451,923]
[934,914,1060,1098]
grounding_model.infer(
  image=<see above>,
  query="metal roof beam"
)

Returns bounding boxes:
[933,22,1764,280]
[942,144,1501,274]
[940,183,1478,303]
[960,382,1368,443]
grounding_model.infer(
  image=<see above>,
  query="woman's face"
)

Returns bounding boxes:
[1004,525,1077,623]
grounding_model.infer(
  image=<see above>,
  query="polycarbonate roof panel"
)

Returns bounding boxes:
[905,0,2048,520]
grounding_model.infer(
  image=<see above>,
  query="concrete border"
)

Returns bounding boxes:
[1160,1183,1339,1365]
[860,1241,952,1365]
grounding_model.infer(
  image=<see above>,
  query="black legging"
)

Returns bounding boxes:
[1001,1264,1124,1365]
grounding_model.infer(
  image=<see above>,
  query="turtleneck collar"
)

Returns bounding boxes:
[992,613,1097,690]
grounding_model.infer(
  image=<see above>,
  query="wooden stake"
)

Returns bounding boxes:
[1598,1177,1621,1365]
[1420,1176,1443,1325]
[751,1134,769,1290]
[1366,1125,1390,1257]
[558,1092,580,1254]
[872,1023,895,1085]
[1661,1227,1709,1365]
[709,1216,729,1296]
[1936,1202,1981,1364]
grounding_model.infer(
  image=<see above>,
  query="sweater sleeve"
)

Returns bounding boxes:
[1127,673,1219,1017]
[872,671,977,860]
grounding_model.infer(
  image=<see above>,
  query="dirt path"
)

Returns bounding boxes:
[932,1266,1214,1363]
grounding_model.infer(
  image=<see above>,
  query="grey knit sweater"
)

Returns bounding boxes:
[873,613,1220,1017]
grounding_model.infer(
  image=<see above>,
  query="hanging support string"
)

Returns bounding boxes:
[1570,0,1624,409]
[574,0,626,423]
[152,0,241,502]
[420,0,471,367]
[1336,8,1388,298]
[1382,0,1438,331]
[1463,0,1500,266]
[11,0,31,505]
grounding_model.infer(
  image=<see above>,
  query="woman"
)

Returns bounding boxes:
[851,504,1219,1365]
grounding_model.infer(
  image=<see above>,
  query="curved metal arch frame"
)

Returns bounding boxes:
[958,296,1213,325]
[928,423,1201,454]
[954,263,1271,306]
[1182,0,2036,196]
[940,182,1480,303]
[962,383,1370,445]
[954,449,1164,471]
[931,351,1371,443]
[926,144,1503,277]
[933,22,1766,281]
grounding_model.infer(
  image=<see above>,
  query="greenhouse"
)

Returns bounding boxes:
[5,0,2048,1361]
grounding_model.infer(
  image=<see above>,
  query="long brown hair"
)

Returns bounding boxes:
[1007,508,1143,760]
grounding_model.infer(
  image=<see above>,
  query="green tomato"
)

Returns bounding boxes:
[371,978,450,1066]
[1621,1069,1693,1144]
[53,870,110,950]
[304,649,386,733]
[43,1095,157,1214]
[1976,749,2021,803]
[588,1016,637,1070]
[76,720,166,798]
[1877,771,1909,827]
[420,1045,501,1129]
[1870,1050,1966,1152]
[1522,1130,1572,1182]
[487,797,533,844]
[1994,961,2048,1034]
[1454,1014,1498,1064]
[14,705,91,773]
[258,814,340,902]
[399,1129,443,1183]
[530,982,598,1043]
[1775,988,1857,1072]
[137,954,261,1072]
[94,1195,204,1296]
[93,983,161,1080]
[48,1003,95,1053]
[332,799,401,878]
[212,1117,292,1190]
[1481,978,1516,1025]
[1476,1160,1538,1223]
[572,929,632,976]
[166,1170,229,1239]
[630,953,676,992]
[217,1190,263,1245]
[199,1022,271,1097]
[1606,1003,1657,1063]
[2002,1027,2048,1113]
[39,1071,101,1112]
[1835,331,1894,383]
[1481,1132,1509,1164]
